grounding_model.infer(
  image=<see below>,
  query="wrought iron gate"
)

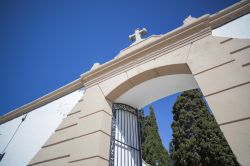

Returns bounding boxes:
[109,103,142,166]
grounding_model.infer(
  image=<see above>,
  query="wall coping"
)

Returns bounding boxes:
[1,0,249,124]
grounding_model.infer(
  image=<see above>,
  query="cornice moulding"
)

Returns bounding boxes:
[81,15,211,86]
[81,0,250,86]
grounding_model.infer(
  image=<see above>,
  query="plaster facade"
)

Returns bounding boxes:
[0,1,250,165]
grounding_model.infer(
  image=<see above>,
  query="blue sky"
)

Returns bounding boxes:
[0,0,238,150]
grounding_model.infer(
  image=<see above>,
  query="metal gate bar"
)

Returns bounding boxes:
[109,103,142,166]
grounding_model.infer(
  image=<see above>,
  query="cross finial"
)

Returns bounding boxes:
[129,28,147,44]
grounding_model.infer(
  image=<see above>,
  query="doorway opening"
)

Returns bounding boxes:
[108,66,238,165]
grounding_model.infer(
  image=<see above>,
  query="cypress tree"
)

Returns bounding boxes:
[139,109,147,149]
[170,89,239,166]
[141,106,172,166]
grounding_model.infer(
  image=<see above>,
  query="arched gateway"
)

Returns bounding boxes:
[0,1,250,166]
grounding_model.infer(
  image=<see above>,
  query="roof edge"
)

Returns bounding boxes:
[0,78,83,124]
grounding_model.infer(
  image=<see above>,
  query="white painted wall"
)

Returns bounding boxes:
[212,13,250,39]
[0,89,84,166]
[142,160,148,166]
[114,109,140,166]
[116,74,199,109]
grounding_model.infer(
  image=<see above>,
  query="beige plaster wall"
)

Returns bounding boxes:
[28,35,249,166]
[28,85,112,166]
[188,36,250,165]
[100,36,250,165]
[29,36,249,166]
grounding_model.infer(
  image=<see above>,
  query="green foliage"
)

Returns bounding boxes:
[140,106,172,166]
[170,89,239,166]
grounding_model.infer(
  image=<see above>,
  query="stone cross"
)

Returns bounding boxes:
[129,28,148,44]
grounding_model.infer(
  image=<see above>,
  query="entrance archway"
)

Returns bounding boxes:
[113,72,198,109]
[26,4,250,165]
[107,63,202,166]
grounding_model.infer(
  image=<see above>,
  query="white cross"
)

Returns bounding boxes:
[129,28,147,44]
